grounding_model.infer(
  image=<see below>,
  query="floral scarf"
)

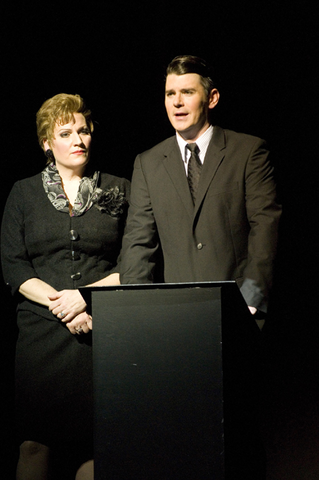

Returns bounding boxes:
[42,163,127,217]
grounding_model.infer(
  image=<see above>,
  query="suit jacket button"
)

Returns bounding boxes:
[71,272,81,280]
[197,243,203,250]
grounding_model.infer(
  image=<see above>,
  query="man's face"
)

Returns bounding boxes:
[165,73,219,141]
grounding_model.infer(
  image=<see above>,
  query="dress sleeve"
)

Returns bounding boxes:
[1,181,40,296]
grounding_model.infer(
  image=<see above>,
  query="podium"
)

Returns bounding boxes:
[82,281,259,479]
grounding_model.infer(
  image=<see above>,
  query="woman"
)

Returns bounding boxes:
[1,93,130,479]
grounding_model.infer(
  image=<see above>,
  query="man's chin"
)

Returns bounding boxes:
[176,127,199,142]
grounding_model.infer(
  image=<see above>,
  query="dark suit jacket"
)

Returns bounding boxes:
[120,126,282,312]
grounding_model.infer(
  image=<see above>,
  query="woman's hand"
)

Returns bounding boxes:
[64,311,93,335]
[48,289,87,322]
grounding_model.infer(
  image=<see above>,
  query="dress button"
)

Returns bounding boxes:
[71,251,81,261]
[71,272,81,280]
[197,243,203,250]
[70,230,79,241]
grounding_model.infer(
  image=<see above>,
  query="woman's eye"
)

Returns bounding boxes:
[60,132,70,138]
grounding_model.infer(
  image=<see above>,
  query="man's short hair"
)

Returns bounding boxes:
[166,55,217,97]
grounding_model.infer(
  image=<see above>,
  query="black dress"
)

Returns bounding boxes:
[1,169,130,462]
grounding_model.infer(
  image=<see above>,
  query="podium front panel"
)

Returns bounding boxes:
[92,284,225,479]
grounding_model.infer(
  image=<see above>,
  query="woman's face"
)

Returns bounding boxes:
[44,113,92,174]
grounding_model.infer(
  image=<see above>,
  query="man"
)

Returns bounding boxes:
[120,55,281,319]
[120,55,281,479]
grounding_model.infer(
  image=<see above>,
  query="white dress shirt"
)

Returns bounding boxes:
[176,125,214,174]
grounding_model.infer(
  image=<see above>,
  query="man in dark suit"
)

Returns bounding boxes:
[120,54,281,320]
[120,57,281,478]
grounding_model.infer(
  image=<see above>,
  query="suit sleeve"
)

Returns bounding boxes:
[240,138,282,313]
[120,155,160,284]
[1,182,40,296]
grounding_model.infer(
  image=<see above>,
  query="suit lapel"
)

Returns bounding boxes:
[162,137,194,218]
[161,128,226,220]
[194,126,226,216]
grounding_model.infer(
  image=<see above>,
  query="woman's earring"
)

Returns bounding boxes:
[45,149,54,160]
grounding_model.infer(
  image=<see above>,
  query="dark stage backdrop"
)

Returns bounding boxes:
[1,1,317,478]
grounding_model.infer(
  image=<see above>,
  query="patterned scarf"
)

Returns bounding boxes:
[42,163,100,217]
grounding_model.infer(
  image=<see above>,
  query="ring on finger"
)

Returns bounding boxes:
[76,326,84,334]
[60,312,65,318]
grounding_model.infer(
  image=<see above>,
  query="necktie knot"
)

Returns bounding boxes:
[187,142,199,156]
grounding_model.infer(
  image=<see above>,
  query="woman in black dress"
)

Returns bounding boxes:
[1,93,130,479]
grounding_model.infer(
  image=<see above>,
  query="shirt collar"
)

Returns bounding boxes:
[176,125,214,164]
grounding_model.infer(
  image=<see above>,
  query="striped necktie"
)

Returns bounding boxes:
[186,143,202,204]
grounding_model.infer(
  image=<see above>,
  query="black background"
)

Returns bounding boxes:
[1,1,318,478]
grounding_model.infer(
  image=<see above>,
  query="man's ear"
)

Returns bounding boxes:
[208,88,220,110]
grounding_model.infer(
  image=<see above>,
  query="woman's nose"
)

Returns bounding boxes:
[73,132,84,145]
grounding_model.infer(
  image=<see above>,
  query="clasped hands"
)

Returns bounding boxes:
[48,289,92,335]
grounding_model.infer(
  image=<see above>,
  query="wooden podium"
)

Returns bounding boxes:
[82,281,259,479]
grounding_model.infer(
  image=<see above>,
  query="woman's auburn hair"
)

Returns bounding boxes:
[36,93,93,150]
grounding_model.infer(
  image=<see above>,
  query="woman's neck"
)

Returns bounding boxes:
[57,164,85,183]
[60,177,81,208]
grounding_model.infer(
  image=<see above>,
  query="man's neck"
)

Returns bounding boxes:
[176,121,211,143]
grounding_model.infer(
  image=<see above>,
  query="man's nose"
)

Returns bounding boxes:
[173,93,183,107]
